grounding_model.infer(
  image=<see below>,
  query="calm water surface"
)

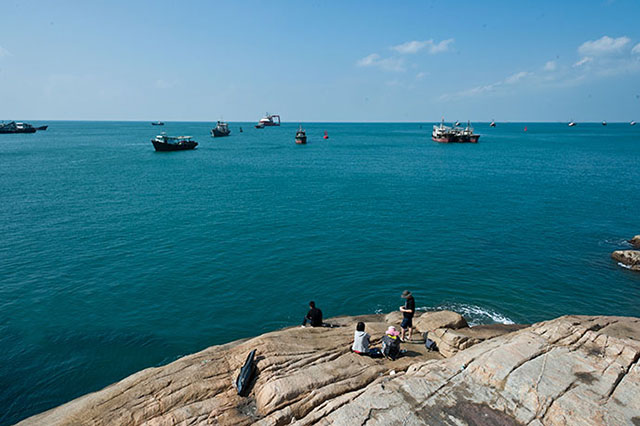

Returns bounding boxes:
[1,121,639,424]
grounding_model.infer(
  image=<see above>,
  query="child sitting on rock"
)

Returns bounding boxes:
[351,322,382,358]
[381,326,401,360]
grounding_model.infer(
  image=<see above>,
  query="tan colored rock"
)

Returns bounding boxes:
[18,313,441,426]
[18,314,640,426]
[630,235,640,248]
[312,316,640,426]
[611,250,640,271]
[429,323,527,357]
[413,310,468,333]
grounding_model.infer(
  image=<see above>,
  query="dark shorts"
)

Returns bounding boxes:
[401,317,413,329]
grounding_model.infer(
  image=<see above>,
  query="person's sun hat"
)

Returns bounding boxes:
[401,290,412,298]
[386,326,399,336]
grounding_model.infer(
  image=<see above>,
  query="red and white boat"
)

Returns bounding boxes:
[255,113,281,128]
[432,119,479,143]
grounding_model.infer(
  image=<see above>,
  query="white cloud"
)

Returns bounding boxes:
[0,46,11,57]
[573,56,593,67]
[504,71,531,84]
[416,71,427,80]
[578,35,630,56]
[356,53,405,72]
[357,53,380,67]
[632,43,640,55]
[392,38,454,55]
[544,60,557,71]
[439,70,533,101]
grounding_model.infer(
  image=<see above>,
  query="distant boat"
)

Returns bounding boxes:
[0,121,37,134]
[255,113,280,128]
[295,125,307,144]
[323,130,329,139]
[151,133,197,151]
[211,121,231,137]
[432,119,479,143]
[239,127,243,133]
[454,120,461,126]
[568,121,576,127]
[490,120,496,127]
[602,121,607,126]
[631,121,636,126]
[151,122,165,126]
[35,125,48,131]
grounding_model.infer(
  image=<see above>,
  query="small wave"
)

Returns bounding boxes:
[617,262,632,270]
[419,303,515,326]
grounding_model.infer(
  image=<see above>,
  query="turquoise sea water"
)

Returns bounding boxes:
[1,121,639,424]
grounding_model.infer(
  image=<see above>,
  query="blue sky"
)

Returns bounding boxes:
[1,0,639,122]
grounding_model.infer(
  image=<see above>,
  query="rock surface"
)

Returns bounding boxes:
[429,323,527,358]
[413,310,468,333]
[19,314,640,426]
[611,250,640,271]
[630,235,640,248]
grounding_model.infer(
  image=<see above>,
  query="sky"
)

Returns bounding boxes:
[1,0,639,122]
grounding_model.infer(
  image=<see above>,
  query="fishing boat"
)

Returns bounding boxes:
[151,121,165,126]
[432,119,479,143]
[211,121,231,137]
[490,120,496,127]
[0,121,37,134]
[568,121,576,127]
[255,113,280,128]
[151,133,198,151]
[631,121,636,126]
[602,121,607,126]
[295,125,307,144]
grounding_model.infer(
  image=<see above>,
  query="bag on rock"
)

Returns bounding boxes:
[424,332,438,352]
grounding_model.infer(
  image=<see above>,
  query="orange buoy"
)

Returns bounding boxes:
[524,126,527,132]
[323,131,329,139]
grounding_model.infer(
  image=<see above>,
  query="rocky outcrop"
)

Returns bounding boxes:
[413,310,468,333]
[630,235,640,248]
[19,314,640,426]
[429,323,527,358]
[611,250,640,271]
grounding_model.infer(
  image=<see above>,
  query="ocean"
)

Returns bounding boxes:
[1,121,639,424]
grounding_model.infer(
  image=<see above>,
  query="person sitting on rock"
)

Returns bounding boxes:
[399,290,415,342]
[301,301,323,327]
[381,326,401,360]
[351,322,382,357]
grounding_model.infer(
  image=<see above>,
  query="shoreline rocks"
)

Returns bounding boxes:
[17,313,640,425]
[612,250,640,271]
[630,235,640,248]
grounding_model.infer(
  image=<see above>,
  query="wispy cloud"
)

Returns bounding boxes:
[356,53,405,72]
[573,56,593,67]
[416,71,428,80]
[439,71,533,101]
[633,43,640,55]
[0,46,11,58]
[578,35,630,56]
[543,60,557,71]
[392,38,454,55]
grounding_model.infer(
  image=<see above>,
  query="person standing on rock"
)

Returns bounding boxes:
[302,301,323,327]
[399,290,415,341]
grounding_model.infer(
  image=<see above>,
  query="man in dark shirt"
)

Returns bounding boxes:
[399,290,415,341]
[302,301,323,327]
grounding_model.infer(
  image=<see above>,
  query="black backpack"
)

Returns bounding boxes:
[424,332,438,352]
[381,335,401,360]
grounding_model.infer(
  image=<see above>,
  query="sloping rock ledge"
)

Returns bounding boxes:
[612,250,640,271]
[19,313,640,426]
